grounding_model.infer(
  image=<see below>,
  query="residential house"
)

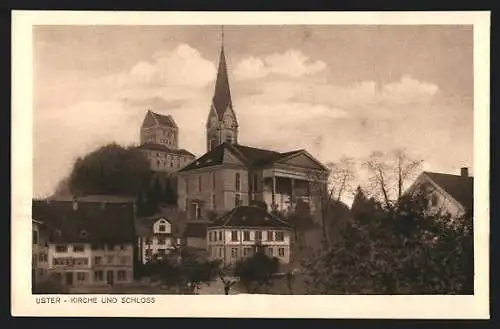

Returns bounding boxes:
[207,205,292,265]
[32,219,49,287]
[32,199,136,287]
[137,110,196,173]
[135,208,186,264]
[175,37,329,221]
[405,167,474,221]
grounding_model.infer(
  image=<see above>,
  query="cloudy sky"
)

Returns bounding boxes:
[33,25,473,200]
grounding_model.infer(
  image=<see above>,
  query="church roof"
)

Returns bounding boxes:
[147,110,178,128]
[211,45,233,120]
[137,143,195,157]
[178,142,304,172]
[423,171,474,212]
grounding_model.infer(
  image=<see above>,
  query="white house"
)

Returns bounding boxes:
[207,205,292,265]
[136,212,185,264]
[405,167,473,221]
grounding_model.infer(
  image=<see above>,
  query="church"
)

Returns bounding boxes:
[174,32,330,222]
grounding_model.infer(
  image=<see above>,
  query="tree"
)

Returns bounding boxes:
[144,247,222,294]
[68,143,152,197]
[33,274,69,294]
[362,149,423,209]
[233,243,280,293]
[286,199,314,251]
[302,192,474,294]
[308,156,357,247]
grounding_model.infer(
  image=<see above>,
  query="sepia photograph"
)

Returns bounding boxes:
[12,11,490,318]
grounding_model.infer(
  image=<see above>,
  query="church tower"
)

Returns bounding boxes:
[206,27,239,152]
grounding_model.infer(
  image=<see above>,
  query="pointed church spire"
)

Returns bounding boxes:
[212,25,233,120]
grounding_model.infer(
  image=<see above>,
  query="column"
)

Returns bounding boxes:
[272,175,276,205]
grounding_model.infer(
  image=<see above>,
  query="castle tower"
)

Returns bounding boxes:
[206,26,239,152]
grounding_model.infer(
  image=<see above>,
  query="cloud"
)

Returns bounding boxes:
[129,44,216,88]
[234,49,326,80]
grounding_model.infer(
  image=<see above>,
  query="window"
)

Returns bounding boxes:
[208,232,213,242]
[243,231,250,241]
[218,231,223,241]
[118,270,127,281]
[145,238,152,245]
[32,230,38,245]
[157,237,166,245]
[219,248,223,257]
[158,224,166,232]
[275,231,284,241]
[235,194,242,207]
[231,248,238,258]
[55,245,67,253]
[278,248,285,257]
[267,247,274,256]
[231,231,238,242]
[94,256,102,265]
[212,194,216,210]
[120,256,129,265]
[119,244,126,250]
[267,231,274,241]
[73,244,84,252]
[145,249,152,257]
[38,253,47,262]
[198,176,202,192]
[80,230,88,238]
[54,229,62,238]
[430,194,439,207]
[77,272,86,282]
[226,135,233,143]
[212,231,217,242]
[243,247,252,256]
[235,173,241,192]
[94,270,103,281]
[255,231,262,241]
[158,249,166,256]
[107,256,114,264]
[253,174,259,192]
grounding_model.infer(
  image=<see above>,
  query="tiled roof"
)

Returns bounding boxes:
[137,143,195,157]
[178,142,303,172]
[32,200,136,244]
[209,206,291,229]
[184,222,209,238]
[424,172,474,212]
[212,46,233,120]
[135,209,187,237]
[149,110,178,128]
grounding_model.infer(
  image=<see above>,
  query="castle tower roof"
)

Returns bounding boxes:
[211,27,233,120]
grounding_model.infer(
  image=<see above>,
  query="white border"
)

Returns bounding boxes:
[11,11,490,318]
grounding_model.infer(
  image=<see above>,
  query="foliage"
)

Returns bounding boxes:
[286,199,314,250]
[233,243,280,293]
[143,247,222,293]
[33,274,69,294]
[302,193,473,294]
[68,143,152,197]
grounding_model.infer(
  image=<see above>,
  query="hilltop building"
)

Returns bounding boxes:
[138,110,196,173]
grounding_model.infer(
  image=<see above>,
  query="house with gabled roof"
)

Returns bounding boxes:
[405,167,474,220]
[207,205,292,265]
[32,199,136,288]
[137,110,196,173]
[174,34,330,222]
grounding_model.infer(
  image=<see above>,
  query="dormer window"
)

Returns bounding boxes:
[54,229,62,238]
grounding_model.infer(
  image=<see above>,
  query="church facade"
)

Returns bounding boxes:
[174,36,330,222]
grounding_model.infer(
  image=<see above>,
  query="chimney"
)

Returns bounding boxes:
[460,167,469,177]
